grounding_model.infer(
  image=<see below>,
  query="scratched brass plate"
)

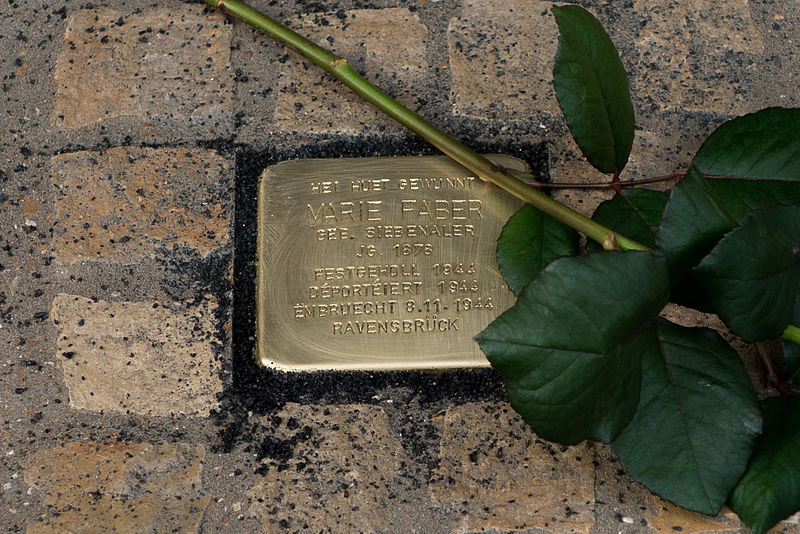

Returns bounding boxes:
[257,155,527,371]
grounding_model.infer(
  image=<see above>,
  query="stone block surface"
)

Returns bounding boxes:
[272,8,429,135]
[448,0,559,121]
[53,4,233,131]
[631,0,766,115]
[248,403,404,533]
[647,497,742,533]
[50,293,222,417]
[429,401,595,533]
[24,440,209,533]
[49,147,231,264]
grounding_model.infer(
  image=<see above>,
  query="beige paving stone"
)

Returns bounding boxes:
[273,8,428,135]
[49,147,231,263]
[248,403,404,533]
[591,442,652,532]
[53,4,233,129]
[632,0,765,115]
[429,401,595,533]
[50,293,222,417]
[645,497,742,533]
[650,497,800,534]
[775,513,800,533]
[24,440,209,534]
[448,0,560,121]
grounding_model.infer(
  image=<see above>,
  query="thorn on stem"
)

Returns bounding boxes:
[602,233,620,251]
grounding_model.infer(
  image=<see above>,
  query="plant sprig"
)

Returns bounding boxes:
[481,6,800,529]
[205,2,800,531]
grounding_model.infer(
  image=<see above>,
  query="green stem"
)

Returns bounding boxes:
[205,0,648,252]
[783,325,800,345]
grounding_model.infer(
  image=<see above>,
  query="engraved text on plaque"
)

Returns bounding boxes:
[257,155,526,370]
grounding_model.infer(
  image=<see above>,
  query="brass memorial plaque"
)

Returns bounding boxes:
[257,155,527,371]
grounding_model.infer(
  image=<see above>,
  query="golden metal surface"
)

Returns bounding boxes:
[257,155,527,371]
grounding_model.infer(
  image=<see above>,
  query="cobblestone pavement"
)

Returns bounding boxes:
[2,0,800,532]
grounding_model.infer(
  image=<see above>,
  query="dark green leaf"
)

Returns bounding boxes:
[655,167,737,282]
[730,397,800,534]
[697,109,800,224]
[613,319,762,515]
[658,109,800,283]
[497,205,579,295]
[694,205,800,341]
[784,293,800,384]
[552,5,635,174]
[477,251,669,444]
[706,179,800,223]
[669,275,715,314]
[590,189,669,250]
[694,108,800,180]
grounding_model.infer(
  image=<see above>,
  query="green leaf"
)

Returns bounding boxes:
[694,205,800,341]
[695,108,800,222]
[613,319,762,515]
[590,189,669,250]
[730,397,800,534]
[657,167,800,283]
[694,108,800,180]
[658,109,800,283]
[705,179,800,223]
[656,167,737,281]
[477,251,669,444]
[497,205,579,295]
[552,5,635,174]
